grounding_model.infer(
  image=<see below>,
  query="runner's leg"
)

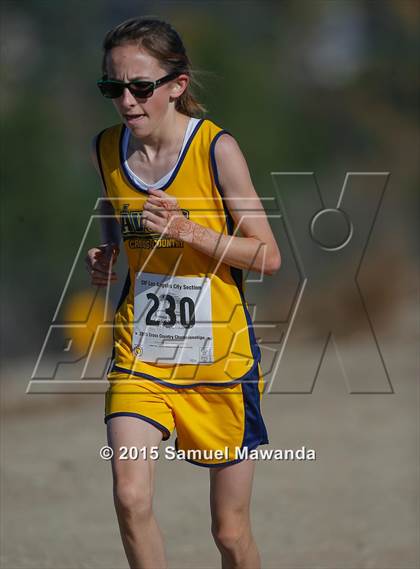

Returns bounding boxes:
[107,416,167,569]
[209,459,261,569]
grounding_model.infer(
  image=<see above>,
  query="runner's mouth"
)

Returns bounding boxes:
[124,114,147,123]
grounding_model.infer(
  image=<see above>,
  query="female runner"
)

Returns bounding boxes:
[85,16,281,569]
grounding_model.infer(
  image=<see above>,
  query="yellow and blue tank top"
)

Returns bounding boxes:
[95,117,261,387]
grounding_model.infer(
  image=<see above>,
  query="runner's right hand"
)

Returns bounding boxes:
[85,244,119,286]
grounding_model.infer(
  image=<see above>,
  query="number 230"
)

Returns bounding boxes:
[145,293,195,328]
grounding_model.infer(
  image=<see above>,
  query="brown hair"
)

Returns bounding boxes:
[101,17,207,118]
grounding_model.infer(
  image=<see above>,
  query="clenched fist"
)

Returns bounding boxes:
[85,243,120,286]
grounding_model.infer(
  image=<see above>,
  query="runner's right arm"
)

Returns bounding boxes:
[85,135,121,287]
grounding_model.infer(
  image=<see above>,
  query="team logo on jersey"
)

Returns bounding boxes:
[133,345,143,357]
[119,203,189,249]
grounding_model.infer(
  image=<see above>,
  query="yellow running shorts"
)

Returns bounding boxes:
[104,364,269,467]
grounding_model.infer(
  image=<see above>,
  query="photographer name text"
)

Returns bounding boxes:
[99,445,316,461]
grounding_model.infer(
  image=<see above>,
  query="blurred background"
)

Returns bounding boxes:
[1,1,418,568]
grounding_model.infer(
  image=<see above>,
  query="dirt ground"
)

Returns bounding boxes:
[1,297,418,569]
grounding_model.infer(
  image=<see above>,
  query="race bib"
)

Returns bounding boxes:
[132,272,214,365]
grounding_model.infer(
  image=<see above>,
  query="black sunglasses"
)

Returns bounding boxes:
[97,72,180,99]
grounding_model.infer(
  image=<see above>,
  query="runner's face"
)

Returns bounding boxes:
[105,44,181,137]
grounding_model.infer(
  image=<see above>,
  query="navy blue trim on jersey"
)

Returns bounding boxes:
[95,129,108,196]
[234,279,261,362]
[109,357,261,388]
[119,119,204,194]
[108,270,131,375]
[209,129,262,363]
[116,270,131,311]
[209,129,235,234]
[104,411,171,440]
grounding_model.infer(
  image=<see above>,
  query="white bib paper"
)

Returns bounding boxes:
[132,272,214,365]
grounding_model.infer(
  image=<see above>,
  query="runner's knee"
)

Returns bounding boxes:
[211,515,251,552]
[113,481,153,519]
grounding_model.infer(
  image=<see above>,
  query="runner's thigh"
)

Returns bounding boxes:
[106,416,163,496]
[210,460,256,522]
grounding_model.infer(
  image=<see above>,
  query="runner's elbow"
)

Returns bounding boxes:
[263,251,281,275]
